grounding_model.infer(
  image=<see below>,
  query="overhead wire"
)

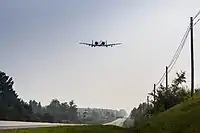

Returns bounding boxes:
[194,18,200,26]
[167,10,200,75]
[154,10,200,90]
[168,27,190,73]
[168,25,190,69]
[156,72,166,86]
[193,10,200,20]
[155,25,190,87]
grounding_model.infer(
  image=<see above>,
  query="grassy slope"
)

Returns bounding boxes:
[0,125,133,133]
[136,96,200,133]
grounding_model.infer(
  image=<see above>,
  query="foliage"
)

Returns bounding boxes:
[131,95,200,133]
[29,99,78,123]
[0,71,33,121]
[129,71,191,128]
[149,71,190,114]
[129,102,152,127]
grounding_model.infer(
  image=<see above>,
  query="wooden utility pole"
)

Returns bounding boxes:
[147,95,150,115]
[166,66,168,90]
[147,96,149,105]
[153,84,156,105]
[190,17,194,97]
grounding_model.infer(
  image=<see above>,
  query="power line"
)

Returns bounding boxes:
[155,25,190,87]
[194,18,200,26]
[168,25,190,69]
[154,11,199,97]
[165,10,200,76]
[156,72,166,86]
[168,27,190,73]
[193,10,200,20]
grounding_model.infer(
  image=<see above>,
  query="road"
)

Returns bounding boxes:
[0,117,127,130]
[0,121,86,130]
[103,117,128,127]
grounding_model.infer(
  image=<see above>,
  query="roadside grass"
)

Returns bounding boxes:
[133,95,200,133]
[0,125,133,133]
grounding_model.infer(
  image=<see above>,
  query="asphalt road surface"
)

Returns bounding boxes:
[0,121,86,130]
[0,117,127,130]
[103,117,127,127]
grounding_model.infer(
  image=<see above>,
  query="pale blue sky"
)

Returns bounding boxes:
[1,0,200,113]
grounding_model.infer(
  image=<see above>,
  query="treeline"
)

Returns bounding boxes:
[0,70,127,123]
[78,108,127,124]
[0,70,79,123]
[128,71,199,127]
[29,99,78,123]
[29,100,127,124]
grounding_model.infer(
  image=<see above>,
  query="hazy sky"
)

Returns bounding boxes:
[1,0,200,113]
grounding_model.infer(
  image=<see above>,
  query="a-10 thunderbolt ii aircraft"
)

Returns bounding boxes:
[80,40,122,47]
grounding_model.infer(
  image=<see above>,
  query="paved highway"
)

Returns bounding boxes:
[103,117,128,127]
[0,117,127,130]
[0,121,86,130]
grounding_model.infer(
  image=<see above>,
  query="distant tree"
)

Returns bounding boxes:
[47,99,60,113]
[0,71,33,121]
[111,112,115,118]
[29,100,43,114]
[42,113,54,122]
[68,100,78,121]
[130,108,137,119]
[60,102,69,120]
[106,111,110,117]
[91,110,99,118]
[49,99,61,108]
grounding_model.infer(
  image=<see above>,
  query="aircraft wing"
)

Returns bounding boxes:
[80,43,94,46]
[105,43,122,46]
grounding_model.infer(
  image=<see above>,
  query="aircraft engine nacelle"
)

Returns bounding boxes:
[95,41,98,45]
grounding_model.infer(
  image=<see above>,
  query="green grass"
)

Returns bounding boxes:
[0,125,133,133]
[134,95,200,133]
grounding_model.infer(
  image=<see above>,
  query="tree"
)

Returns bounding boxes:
[149,71,190,114]
[110,112,115,118]
[29,100,43,114]
[130,103,150,122]
[60,102,69,120]
[0,71,33,121]
[42,113,54,122]
[68,100,78,121]
[91,110,99,118]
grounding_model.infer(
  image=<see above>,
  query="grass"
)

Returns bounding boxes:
[0,125,134,133]
[134,95,200,133]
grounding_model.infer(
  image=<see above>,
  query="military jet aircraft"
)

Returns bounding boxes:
[80,40,121,47]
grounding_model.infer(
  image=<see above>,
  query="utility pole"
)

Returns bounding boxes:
[166,66,168,90]
[190,17,194,97]
[153,84,156,105]
[147,96,149,105]
[147,95,150,115]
